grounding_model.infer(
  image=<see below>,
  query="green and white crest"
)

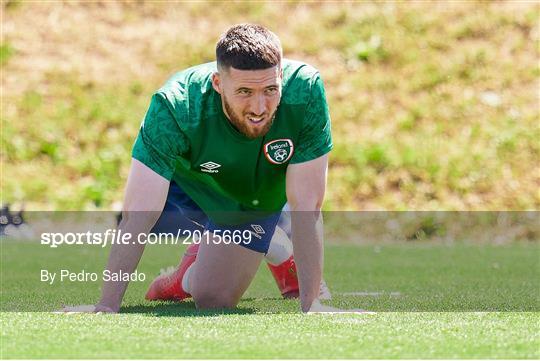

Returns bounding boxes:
[264,139,294,164]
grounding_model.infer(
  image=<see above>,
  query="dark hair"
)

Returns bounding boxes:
[216,24,282,70]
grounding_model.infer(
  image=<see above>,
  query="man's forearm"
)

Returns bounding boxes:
[98,212,161,311]
[290,210,323,312]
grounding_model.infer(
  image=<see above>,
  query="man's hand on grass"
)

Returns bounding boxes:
[307,299,376,314]
[55,304,117,314]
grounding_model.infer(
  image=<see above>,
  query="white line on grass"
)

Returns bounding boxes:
[340,291,402,297]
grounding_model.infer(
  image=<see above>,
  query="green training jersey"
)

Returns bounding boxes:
[132,59,332,225]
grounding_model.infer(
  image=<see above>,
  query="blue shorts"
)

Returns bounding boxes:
[150,182,286,254]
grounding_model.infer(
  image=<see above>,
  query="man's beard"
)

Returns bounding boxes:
[222,95,276,139]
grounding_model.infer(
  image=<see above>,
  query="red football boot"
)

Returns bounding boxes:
[145,243,199,301]
[267,255,300,298]
[267,255,332,300]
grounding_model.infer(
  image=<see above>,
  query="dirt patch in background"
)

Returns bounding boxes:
[3,1,537,97]
[1,2,220,95]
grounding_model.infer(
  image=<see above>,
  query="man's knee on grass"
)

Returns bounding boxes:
[191,287,239,309]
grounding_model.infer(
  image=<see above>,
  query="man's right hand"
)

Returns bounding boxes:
[307,299,376,314]
[56,304,117,314]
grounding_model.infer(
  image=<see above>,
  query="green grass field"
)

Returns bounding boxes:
[1,2,539,358]
[1,241,539,359]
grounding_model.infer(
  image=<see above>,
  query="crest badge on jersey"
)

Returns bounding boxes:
[264,139,294,164]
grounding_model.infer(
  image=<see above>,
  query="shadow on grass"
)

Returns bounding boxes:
[119,297,298,316]
[120,300,256,317]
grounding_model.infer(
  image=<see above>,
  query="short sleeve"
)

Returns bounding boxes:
[132,93,189,180]
[289,75,333,164]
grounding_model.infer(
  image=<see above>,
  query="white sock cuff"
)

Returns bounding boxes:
[265,226,293,265]
[181,263,195,293]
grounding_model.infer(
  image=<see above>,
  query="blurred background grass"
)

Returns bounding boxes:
[2,1,539,211]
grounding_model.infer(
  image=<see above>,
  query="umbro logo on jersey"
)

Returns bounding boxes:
[250,224,265,239]
[200,161,221,173]
[264,139,294,164]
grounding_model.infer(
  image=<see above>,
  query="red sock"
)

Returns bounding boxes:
[267,255,299,298]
